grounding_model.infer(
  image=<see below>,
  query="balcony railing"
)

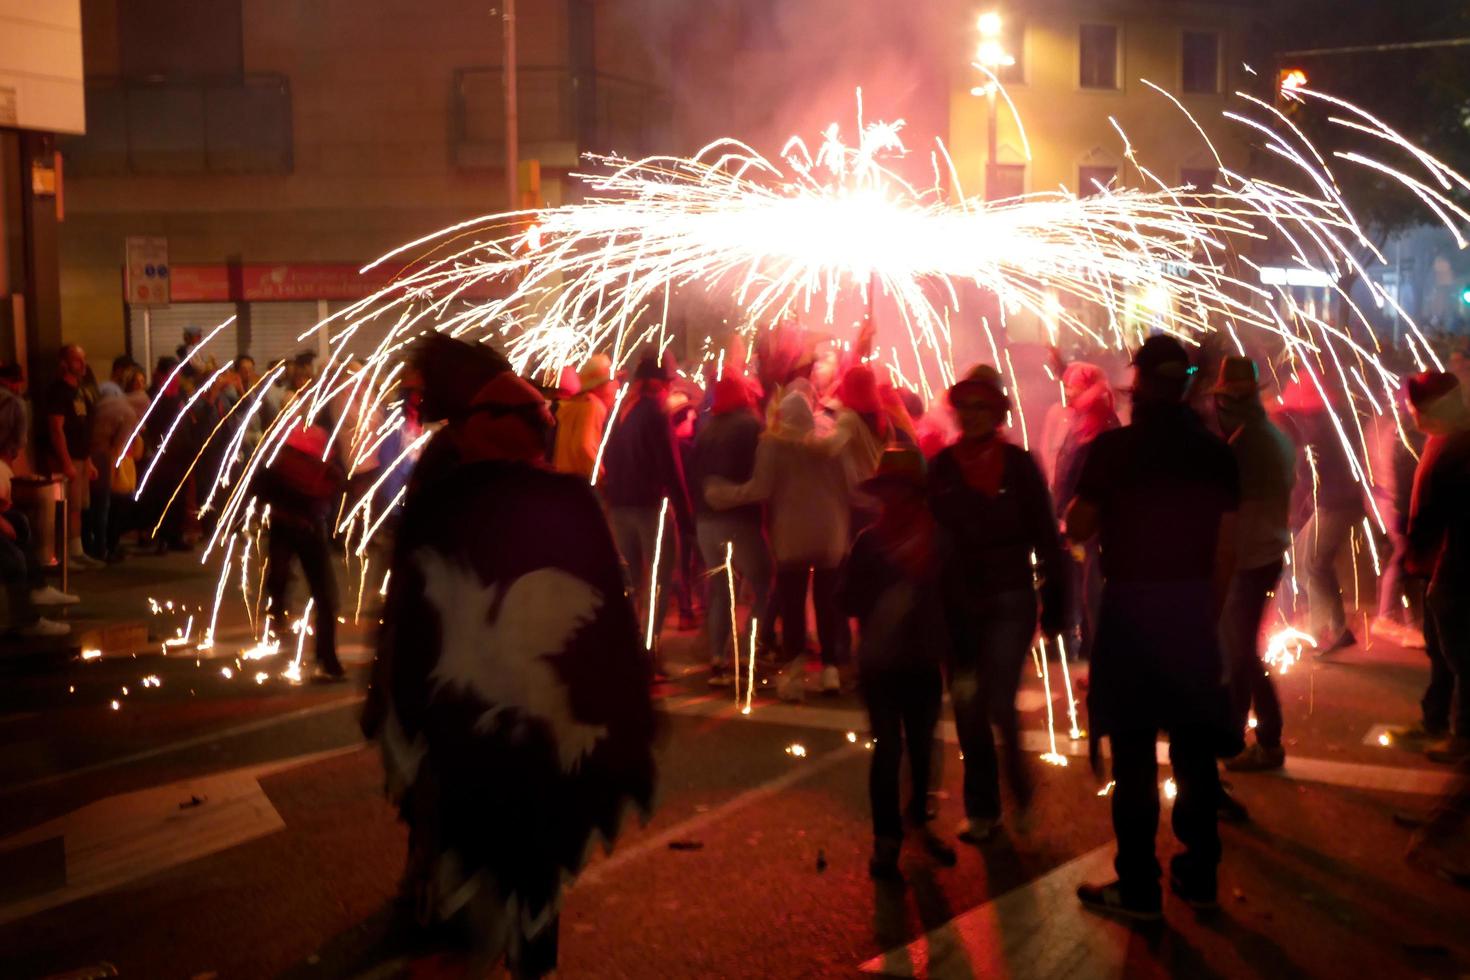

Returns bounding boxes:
[452,66,672,170]
[62,74,293,177]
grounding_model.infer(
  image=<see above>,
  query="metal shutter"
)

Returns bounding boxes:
[128,303,239,373]
[244,301,323,368]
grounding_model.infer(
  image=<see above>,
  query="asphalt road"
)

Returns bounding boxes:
[2,563,1469,979]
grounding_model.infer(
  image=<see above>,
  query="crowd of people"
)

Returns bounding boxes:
[334,316,1470,973]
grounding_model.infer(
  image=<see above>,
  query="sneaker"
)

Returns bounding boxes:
[310,666,347,684]
[957,818,998,846]
[19,617,71,638]
[1400,628,1427,650]
[868,838,904,883]
[1077,881,1163,922]
[1426,736,1470,765]
[707,668,735,689]
[1314,628,1356,657]
[1168,856,1219,911]
[919,831,958,867]
[68,552,104,570]
[1224,743,1286,772]
[820,665,841,695]
[31,586,80,606]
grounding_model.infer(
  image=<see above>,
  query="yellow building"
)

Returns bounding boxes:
[948,0,1263,199]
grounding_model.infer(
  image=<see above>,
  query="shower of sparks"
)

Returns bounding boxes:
[1037,641,1069,767]
[1054,633,1083,740]
[645,497,670,652]
[1265,625,1318,675]
[726,540,740,703]
[743,617,758,716]
[138,82,1470,645]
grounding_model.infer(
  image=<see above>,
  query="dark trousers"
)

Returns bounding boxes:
[1223,560,1285,749]
[861,663,943,840]
[82,467,110,558]
[1422,583,1470,736]
[106,493,133,555]
[774,564,847,664]
[948,589,1036,821]
[266,518,341,672]
[1111,728,1221,896]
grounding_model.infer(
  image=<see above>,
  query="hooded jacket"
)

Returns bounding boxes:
[706,391,852,567]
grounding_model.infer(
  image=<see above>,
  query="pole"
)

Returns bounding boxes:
[142,306,153,379]
[985,86,998,201]
[503,0,519,211]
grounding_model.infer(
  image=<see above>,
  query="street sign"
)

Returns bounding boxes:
[124,236,170,306]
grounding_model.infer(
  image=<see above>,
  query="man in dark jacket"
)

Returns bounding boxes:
[601,355,695,674]
[688,374,770,687]
[1066,335,1240,921]
[1401,372,1470,764]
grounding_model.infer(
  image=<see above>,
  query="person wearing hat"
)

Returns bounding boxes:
[1398,371,1470,764]
[601,354,695,676]
[1212,356,1297,773]
[552,353,617,481]
[930,363,1068,844]
[1065,335,1240,921]
[840,445,958,880]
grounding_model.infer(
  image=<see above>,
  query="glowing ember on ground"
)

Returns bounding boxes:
[80,648,102,661]
[220,666,234,679]
[1377,733,1392,747]
[109,700,120,711]
[1163,778,1178,801]
[785,743,808,758]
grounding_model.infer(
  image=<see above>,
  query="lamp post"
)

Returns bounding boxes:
[972,11,1014,201]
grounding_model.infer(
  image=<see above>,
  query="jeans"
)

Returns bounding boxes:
[1377,531,1424,627]
[1300,506,1358,638]
[695,514,772,669]
[1422,584,1470,737]
[1111,727,1221,898]
[774,564,847,665]
[1222,560,1285,749]
[861,662,943,840]
[948,588,1037,821]
[265,518,342,672]
[609,505,676,643]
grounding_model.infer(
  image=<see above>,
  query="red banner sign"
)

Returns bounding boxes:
[161,263,511,304]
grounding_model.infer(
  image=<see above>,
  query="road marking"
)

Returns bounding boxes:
[663,694,1457,795]
[859,845,1122,978]
[0,694,366,796]
[575,742,861,889]
[0,746,362,926]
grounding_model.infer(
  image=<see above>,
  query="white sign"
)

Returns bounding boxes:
[125,236,170,306]
[1259,266,1334,288]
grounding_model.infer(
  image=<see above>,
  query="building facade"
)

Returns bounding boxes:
[1,0,85,384]
[59,0,671,376]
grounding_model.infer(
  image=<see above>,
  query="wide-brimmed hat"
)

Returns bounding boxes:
[860,445,927,493]
[1211,355,1267,395]
[947,363,1010,412]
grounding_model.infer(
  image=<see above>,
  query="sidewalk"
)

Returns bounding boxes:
[0,546,221,674]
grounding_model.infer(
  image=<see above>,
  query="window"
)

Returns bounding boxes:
[990,164,1026,200]
[1079,24,1119,90]
[1180,167,1218,193]
[1078,165,1118,197]
[1182,31,1220,94]
[120,0,243,80]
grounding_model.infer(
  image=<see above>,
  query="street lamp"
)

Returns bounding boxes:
[972,10,1015,200]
